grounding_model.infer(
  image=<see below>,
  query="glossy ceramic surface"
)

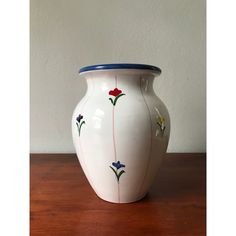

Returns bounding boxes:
[72,66,170,203]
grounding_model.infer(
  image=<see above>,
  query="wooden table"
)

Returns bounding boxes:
[30,153,206,236]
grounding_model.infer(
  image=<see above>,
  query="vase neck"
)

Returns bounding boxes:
[85,74,155,95]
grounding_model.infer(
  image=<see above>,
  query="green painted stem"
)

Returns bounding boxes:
[110,166,125,182]
[78,121,85,136]
[117,170,125,181]
[76,123,79,134]
[113,93,125,106]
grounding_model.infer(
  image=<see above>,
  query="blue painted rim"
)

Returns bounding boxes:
[79,63,161,74]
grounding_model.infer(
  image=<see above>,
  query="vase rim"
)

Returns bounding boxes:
[79,63,161,74]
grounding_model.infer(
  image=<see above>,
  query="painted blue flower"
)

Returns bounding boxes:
[110,161,126,182]
[76,114,83,123]
[76,114,85,136]
[112,161,125,170]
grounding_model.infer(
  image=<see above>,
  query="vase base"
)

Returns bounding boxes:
[95,192,147,204]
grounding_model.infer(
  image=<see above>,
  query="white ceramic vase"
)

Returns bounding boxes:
[72,64,170,203]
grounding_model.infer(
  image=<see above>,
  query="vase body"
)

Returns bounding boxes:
[72,64,170,203]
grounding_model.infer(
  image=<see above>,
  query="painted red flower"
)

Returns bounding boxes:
[109,88,122,97]
[108,88,125,106]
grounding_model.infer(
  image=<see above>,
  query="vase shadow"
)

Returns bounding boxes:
[138,157,206,202]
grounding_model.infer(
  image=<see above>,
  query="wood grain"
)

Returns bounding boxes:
[30,153,206,236]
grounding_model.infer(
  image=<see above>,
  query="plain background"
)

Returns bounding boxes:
[30,0,206,153]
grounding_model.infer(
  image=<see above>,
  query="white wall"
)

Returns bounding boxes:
[30,0,206,153]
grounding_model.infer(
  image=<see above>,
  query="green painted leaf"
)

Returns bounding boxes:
[80,121,85,128]
[117,170,125,181]
[162,126,166,133]
[79,121,85,136]
[109,98,114,105]
[110,166,118,177]
[113,93,125,106]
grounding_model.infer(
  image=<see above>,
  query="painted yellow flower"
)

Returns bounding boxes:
[157,116,165,124]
